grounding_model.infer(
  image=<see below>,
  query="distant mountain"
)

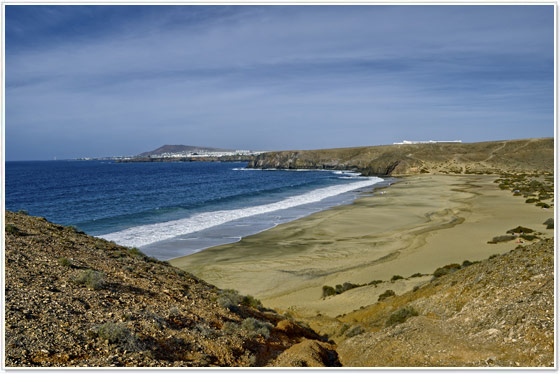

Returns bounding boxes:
[138,145,235,157]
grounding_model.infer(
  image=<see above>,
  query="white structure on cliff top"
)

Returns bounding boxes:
[393,140,462,145]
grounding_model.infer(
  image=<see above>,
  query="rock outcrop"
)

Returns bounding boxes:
[248,138,553,176]
[4,211,337,367]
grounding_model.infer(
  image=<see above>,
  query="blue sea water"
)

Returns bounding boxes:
[5,160,386,260]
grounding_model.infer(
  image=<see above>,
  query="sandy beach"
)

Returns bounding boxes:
[170,174,553,318]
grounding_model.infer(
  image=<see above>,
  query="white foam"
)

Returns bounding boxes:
[99,177,383,248]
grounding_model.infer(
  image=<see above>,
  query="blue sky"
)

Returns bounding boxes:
[5,5,554,160]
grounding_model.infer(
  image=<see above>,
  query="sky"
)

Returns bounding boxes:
[5,5,555,161]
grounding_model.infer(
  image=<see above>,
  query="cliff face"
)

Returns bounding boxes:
[248,138,554,176]
[4,211,338,367]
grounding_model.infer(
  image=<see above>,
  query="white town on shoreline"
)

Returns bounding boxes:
[76,141,465,161]
[77,149,267,161]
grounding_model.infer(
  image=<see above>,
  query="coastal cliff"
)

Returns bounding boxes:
[247,138,553,176]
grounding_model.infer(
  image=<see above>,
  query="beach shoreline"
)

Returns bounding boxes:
[169,174,554,318]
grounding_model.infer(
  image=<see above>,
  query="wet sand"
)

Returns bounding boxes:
[169,175,553,318]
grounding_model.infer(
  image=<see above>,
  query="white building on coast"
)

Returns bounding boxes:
[393,140,462,145]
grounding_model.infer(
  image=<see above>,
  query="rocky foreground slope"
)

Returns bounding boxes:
[4,211,555,367]
[333,238,554,367]
[4,211,338,367]
[248,138,553,176]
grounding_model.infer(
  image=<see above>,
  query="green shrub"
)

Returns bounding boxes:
[461,260,474,267]
[58,257,72,267]
[412,285,420,292]
[241,295,262,309]
[520,234,537,241]
[488,254,499,260]
[240,318,273,339]
[433,263,461,278]
[74,269,106,290]
[217,289,243,311]
[322,286,336,298]
[341,282,361,292]
[391,275,404,282]
[543,218,554,229]
[409,273,423,278]
[487,235,515,244]
[506,226,534,234]
[385,306,419,327]
[128,247,146,258]
[536,202,550,209]
[335,284,344,294]
[95,322,142,351]
[378,289,396,302]
[368,280,383,286]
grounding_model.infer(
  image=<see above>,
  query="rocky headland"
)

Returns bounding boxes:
[248,138,553,176]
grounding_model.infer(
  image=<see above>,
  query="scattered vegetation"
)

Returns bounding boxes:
[217,289,262,311]
[409,273,423,278]
[322,282,363,298]
[240,318,273,339]
[506,226,534,234]
[128,247,146,258]
[378,290,396,302]
[217,289,243,311]
[385,306,419,327]
[487,235,515,244]
[543,218,554,229]
[5,224,26,236]
[224,318,273,339]
[391,275,404,282]
[93,322,143,351]
[58,257,72,267]
[322,286,336,298]
[241,295,263,309]
[368,280,383,286]
[74,269,106,290]
[433,263,461,278]
[495,173,554,209]
[344,325,365,337]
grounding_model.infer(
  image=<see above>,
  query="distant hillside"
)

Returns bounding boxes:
[248,138,553,176]
[138,145,234,157]
[5,212,339,367]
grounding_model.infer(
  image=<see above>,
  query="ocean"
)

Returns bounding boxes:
[5,160,386,260]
